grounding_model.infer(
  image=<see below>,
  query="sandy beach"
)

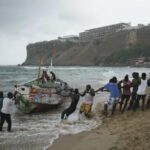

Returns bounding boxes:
[48,108,150,150]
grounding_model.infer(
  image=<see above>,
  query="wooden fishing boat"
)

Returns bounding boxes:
[15,77,70,114]
[15,49,71,113]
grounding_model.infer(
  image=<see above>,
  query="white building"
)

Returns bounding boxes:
[79,23,131,42]
[58,35,79,43]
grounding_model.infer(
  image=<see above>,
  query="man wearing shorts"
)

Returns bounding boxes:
[80,84,95,118]
[96,77,120,116]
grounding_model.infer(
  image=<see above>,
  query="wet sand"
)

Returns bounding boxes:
[47,108,150,150]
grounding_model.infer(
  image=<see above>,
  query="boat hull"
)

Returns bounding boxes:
[25,101,63,114]
[15,93,64,114]
[15,76,70,114]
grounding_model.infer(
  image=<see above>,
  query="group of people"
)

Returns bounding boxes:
[1,71,150,131]
[40,70,56,83]
[61,84,95,121]
[97,72,150,116]
[61,72,150,121]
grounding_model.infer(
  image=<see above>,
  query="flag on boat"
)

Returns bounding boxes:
[51,47,56,57]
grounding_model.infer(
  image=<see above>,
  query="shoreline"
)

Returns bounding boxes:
[21,64,150,68]
[47,108,150,150]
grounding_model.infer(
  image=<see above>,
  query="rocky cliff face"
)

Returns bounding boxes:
[22,26,150,66]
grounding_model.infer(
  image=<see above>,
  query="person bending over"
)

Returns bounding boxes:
[61,88,80,120]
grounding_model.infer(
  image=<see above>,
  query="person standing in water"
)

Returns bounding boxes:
[61,88,80,120]
[79,84,95,118]
[0,92,14,132]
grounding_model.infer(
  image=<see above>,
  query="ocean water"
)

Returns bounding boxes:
[0,66,149,150]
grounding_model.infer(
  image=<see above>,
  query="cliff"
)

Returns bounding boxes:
[22,26,150,66]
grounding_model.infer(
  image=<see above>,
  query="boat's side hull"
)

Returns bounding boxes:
[29,101,63,113]
[16,100,63,114]
[15,93,63,114]
[15,76,70,114]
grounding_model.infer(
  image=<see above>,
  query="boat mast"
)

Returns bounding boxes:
[50,56,53,72]
[47,56,53,74]
[48,46,56,73]
[38,58,43,80]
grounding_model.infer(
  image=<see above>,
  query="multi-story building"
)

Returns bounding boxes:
[79,23,131,42]
[122,24,145,31]
[58,35,79,43]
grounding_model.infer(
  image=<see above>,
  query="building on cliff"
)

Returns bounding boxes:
[122,24,145,31]
[58,35,79,43]
[79,23,131,42]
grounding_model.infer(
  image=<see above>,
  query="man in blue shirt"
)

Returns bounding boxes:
[96,77,120,116]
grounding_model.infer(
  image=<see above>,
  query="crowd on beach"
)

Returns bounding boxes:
[96,72,150,116]
[61,72,150,121]
[0,71,150,132]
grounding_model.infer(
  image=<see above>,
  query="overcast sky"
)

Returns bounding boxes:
[0,0,150,65]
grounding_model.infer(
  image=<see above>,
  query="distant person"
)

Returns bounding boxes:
[50,71,56,81]
[96,77,120,116]
[79,84,95,118]
[146,73,150,108]
[0,92,14,132]
[128,72,140,110]
[41,70,50,83]
[59,82,70,97]
[61,88,80,120]
[0,91,4,112]
[63,82,68,90]
[134,73,147,111]
[119,75,131,113]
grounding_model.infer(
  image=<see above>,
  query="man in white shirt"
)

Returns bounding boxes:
[134,73,147,111]
[0,92,14,132]
[79,84,95,118]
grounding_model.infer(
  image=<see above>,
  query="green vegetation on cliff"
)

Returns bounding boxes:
[105,45,150,65]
